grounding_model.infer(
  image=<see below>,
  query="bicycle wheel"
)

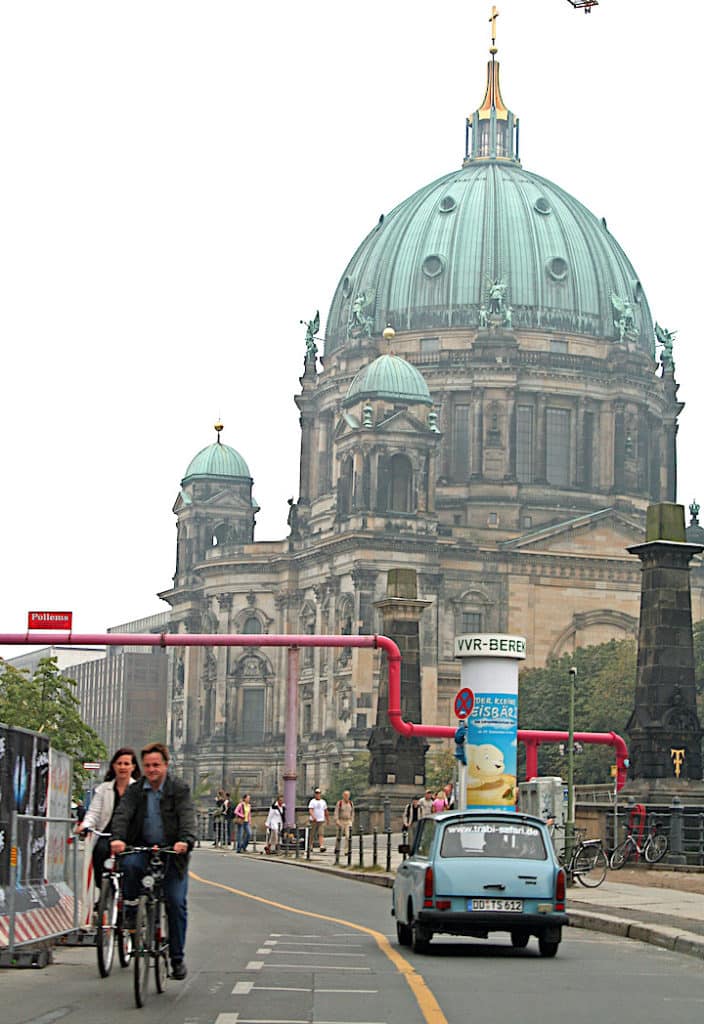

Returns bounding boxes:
[96,879,117,978]
[133,897,152,1008]
[154,899,169,993]
[644,832,668,864]
[609,839,632,869]
[117,899,133,968]
[573,843,608,887]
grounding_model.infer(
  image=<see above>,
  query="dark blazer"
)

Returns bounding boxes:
[111,773,197,876]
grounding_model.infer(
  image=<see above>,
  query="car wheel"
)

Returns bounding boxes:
[538,937,559,958]
[396,920,412,947]
[411,919,431,954]
[510,931,530,949]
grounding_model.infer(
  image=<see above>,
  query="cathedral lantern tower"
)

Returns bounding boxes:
[173,423,258,582]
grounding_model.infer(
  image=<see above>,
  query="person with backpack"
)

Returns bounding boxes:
[334,790,354,859]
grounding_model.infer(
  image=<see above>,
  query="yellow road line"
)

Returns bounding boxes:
[190,870,447,1024]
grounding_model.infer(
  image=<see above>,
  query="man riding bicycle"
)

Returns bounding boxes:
[110,742,196,980]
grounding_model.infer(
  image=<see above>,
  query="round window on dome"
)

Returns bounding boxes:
[422,255,445,279]
[547,257,569,282]
[438,196,457,213]
[342,276,353,298]
[534,197,552,215]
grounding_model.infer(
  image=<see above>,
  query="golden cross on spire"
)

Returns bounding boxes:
[489,5,499,53]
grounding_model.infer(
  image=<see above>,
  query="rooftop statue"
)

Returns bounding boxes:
[348,291,375,339]
[655,322,676,368]
[301,310,320,362]
[486,275,507,314]
[611,292,637,342]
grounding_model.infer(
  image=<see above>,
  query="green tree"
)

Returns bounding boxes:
[426,743,456,793]
[518,638,637,784]
[0,656,107,798]
[327,752,370,802]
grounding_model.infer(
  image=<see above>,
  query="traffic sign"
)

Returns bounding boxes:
[454,687,474,719]
[82,762,101,770]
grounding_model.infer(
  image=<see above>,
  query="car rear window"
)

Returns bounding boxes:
[440,821,547,860]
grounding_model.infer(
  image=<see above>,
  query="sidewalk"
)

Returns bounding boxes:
[233,837,704,962]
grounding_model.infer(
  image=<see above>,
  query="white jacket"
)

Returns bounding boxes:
[81,778,135,834]
[266,803,285,831]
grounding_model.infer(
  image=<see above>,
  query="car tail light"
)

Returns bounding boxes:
[555,868,566,911]
[435,899,451,911]
[423,866,434,908]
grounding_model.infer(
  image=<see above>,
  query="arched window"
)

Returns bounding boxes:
[388,454,413,513]
[243,615,262,634]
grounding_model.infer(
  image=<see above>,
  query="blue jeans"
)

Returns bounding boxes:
[121,852,188,964]
[236,822,251,851]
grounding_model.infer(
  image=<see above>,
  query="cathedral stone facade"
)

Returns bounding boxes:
[158,48,701,798]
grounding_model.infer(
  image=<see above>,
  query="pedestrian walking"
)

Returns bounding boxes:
[265,796,285,853]
[402,795,422,839]
[418,789,435,818]
[223,792,235,846]
[334,790,355,858]
[432,790,448,813]
[308,787,329,853]
[234,793,252,852]
[213,788,226,846]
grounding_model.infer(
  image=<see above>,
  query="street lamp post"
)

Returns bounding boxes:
[565,666,577,864]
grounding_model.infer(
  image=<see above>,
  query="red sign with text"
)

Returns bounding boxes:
[28,611,73,631]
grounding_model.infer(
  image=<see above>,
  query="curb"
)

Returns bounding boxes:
[568,908,704,960]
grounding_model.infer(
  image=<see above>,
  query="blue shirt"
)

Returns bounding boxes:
[142,778,166,846]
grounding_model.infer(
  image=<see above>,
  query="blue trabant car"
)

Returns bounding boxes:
[392,811,568,956]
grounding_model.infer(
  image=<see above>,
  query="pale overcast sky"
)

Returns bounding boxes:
[0,1,700,655]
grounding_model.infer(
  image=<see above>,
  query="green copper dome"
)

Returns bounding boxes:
[344,353,433,407]
[183,439,251,483]
[325,59,653,357]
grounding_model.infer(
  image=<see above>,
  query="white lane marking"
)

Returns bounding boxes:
[270,941,364,948]
[214,1015,240,1023]
[246,960,264,970]
[232,981,254,994]
[266,937,362,946]
[317,988,378,994]
[260,963,370,971]
[263,939,277,946]
[262,949,364,958]
[250,986,310,992]
[256,947,273,954]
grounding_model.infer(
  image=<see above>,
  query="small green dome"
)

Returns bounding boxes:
[183,440,251,483]
[344,353,433,407]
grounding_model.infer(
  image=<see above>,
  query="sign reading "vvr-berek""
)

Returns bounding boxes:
[454,634,526,659]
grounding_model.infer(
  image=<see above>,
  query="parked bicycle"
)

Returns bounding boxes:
[127,846,177,1008]
[549,821,608,887]
[86,831,132,977]
[610,820,668,869]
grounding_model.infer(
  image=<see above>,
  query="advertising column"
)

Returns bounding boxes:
[454,634,526,811]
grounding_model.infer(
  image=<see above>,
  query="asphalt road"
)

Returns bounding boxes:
[4,848,704,1024]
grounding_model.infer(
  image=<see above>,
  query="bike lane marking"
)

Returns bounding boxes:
[189,870,447,1024]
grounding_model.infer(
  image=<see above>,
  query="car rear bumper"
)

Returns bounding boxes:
[417,910,569,936]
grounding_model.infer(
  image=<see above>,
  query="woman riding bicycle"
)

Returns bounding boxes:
[75,747,141,886]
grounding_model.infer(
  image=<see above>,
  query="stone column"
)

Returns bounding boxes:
[368,569,431,787]
[625,503,704,798]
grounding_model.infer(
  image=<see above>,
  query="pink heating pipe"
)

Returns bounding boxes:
[0,631,628,788]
